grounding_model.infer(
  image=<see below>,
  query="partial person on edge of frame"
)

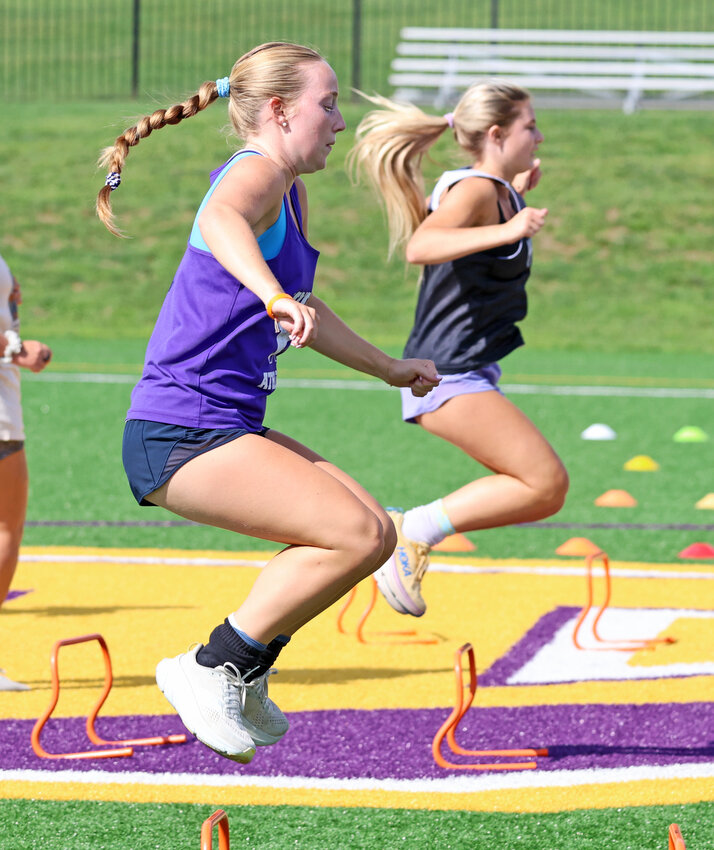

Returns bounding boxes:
[0,251,52,690]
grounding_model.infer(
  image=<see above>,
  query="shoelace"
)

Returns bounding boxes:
[218,662,248,714]
[412,542,431,581]
[247,669,277,701]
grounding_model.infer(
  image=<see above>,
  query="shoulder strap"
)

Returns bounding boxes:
[430,169,521,212]
[189,150,264,251]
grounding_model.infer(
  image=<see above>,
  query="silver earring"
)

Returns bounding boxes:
[281,120,288,127]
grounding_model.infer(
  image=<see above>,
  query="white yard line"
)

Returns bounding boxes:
[28,372,714,399]
[18,551,714,580]
[3,762,714,794]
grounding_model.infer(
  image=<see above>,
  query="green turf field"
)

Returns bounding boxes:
[2,6,713,846]
[20,344,714,563]
[2,799,712,850]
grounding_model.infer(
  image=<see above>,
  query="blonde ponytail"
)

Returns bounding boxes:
[348,81,531,258]
[347,92,450,258]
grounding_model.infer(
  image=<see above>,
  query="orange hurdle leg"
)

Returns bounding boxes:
[201,809,230,850]
[31,633,185,760]
[572,552,676,652]
[85,632,186,747]
[432,643,548,771]
[669,824,687,850]
[337,576,438,645]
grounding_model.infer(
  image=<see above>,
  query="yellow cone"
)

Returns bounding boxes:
[624,455,659,471]
[695,493,714,510]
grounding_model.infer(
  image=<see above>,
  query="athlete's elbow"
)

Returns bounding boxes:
[405,240,428,265]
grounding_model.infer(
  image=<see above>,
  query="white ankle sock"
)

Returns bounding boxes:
[402,499,455,547]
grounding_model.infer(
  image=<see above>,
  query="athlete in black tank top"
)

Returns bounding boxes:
[350,82,569,618]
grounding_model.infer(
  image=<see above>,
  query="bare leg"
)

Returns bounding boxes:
[417,390,569,531]
[149,431,396,644]
[0,448,28,608]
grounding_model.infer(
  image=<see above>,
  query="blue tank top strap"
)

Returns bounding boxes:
[189,149,288,260]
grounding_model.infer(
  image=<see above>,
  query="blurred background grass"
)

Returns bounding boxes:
[2,101,713,352]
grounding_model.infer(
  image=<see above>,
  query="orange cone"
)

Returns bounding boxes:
[433,533,476,552]
[555,537,603,556]
[594,489,637,508]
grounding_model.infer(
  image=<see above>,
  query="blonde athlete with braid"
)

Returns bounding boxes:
[349,81,568,617]
[96,42,439,763]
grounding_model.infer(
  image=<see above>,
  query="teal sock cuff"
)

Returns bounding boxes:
[227,613,268,651]
[432,498,455,536]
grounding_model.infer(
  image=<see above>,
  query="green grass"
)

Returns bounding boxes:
[2,101,713,352]
[20,344,714,562]
[0,798,711,850]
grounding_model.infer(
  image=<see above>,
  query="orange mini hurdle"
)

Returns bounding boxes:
[668,823,687,850]
[432,643,548,771]
[572,551,677,652]
[31,633,187,760]
[201,809,230,850]
[336,575,438,645]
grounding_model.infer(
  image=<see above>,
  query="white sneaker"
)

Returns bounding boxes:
[155,644,256,763]
[374,509,431,617]
[0,669,30,691]
[243,669,289,746]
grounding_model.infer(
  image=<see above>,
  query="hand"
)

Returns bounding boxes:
[512,158,542,195]
[11,276,22,305]
[387,358,441,397]
[270,297,319,348]
[14,339,52,373]
[506,206,548,241]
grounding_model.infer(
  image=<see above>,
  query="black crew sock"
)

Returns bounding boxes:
[247,635,291,681]
[196,620,266,678]
[196,622,292,682]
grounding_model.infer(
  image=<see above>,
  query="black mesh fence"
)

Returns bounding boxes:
[1,0,713,101]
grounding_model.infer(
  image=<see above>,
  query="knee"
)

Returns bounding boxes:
[0,528,22,568]
[362,512,400,580]
[343,509,389,576]
[531,461,569,518]
[380,513,398,562]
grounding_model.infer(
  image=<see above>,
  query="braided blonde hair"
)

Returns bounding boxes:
[97,42,324,236]
[348,80,530,258]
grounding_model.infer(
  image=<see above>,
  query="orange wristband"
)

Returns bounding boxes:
[266,293,293,320]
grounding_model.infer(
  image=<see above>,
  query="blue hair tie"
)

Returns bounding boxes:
[216,77,230,98]
[105,172,121,191]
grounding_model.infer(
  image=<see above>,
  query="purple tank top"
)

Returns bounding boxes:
[127,162,319,431]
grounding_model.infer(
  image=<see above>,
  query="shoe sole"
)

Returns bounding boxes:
[155,656,256,763]
[375,553,425,617]
[374,563,409,615]
[243,718,288,747]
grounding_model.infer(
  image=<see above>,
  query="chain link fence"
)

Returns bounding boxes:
[2,0,713,101]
